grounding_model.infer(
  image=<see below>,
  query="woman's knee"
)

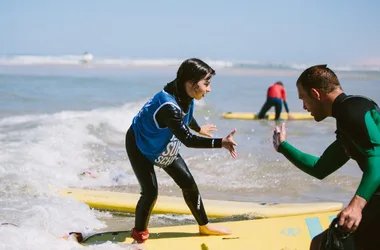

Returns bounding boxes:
[173,169,197,190]
[140,186,158,204]
[181,181,199,193]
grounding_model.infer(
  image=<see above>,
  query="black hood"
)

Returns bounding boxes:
[163,79,192,112]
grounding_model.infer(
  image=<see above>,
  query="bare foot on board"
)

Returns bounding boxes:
[199,223,232,236]
[61,232,83,242]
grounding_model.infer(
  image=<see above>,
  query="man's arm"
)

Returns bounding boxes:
[338,108,380,232]
[354,110,380,201]
[278,139,350,179]
[357,155,380,199]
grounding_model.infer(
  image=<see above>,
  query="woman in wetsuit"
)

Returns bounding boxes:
[125,58,237,245]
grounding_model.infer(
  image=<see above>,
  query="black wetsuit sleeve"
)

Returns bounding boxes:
[188,118,201,132]
[278,139,350,179]
[155,103,222,148]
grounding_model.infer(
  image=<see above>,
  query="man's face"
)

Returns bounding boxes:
[297,83,327,122]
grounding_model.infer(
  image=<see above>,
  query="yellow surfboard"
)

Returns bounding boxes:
[61,188,342,218]
[78,211,339,250]
[221,112,313,120]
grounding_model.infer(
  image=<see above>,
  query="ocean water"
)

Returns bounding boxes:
[0,57,379,250]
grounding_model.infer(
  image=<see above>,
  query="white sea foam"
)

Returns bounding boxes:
[0,54,379,72]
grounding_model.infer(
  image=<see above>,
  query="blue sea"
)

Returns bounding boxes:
[0,55,379,250]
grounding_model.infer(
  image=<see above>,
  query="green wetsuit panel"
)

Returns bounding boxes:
[278,140,349,180]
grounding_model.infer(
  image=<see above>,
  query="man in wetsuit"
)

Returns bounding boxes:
[272,64,380,250]
[126,58,237,247]
[258,81,290,120]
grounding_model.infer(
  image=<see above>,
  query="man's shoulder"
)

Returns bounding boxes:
[341,94,377,105]
[338,95,377,114]
[334,95,378,128]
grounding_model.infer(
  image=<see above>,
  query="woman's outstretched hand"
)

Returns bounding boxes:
[199,124,217,137]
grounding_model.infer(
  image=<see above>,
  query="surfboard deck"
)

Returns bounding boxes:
[221,112,313,120]
[74,210,339,249]
[61,188,342,218]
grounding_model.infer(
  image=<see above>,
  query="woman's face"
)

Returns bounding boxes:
[186,74,212,100]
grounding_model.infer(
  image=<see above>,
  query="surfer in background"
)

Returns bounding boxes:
[272,64,380,250]
[125,58,237,246]
[81,52,93,64]
[257,81,291,120]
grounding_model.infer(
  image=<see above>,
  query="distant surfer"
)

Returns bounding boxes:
[273,64,380,250]
[257,81,292,120]
[81,52,93,64]
[125,58,237,247]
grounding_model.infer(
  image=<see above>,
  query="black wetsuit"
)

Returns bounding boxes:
[278,93,380,249]
[125,80,222,232]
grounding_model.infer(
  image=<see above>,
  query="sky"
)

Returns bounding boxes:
[1,0,379,65]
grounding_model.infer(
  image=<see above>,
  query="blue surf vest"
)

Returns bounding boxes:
[132,90,194,167]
